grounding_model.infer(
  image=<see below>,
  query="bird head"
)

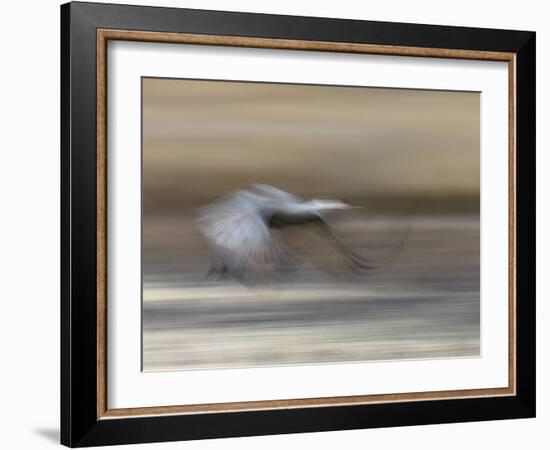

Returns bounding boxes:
[310,199,358,211]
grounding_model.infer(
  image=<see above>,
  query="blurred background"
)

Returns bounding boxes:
[142,78,480,371]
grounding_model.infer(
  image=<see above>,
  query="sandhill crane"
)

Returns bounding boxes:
[196,184,407,281]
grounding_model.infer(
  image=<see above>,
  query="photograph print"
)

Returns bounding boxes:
[141,78,480,372]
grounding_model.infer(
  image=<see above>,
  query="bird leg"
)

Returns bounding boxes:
[205,250,229,279]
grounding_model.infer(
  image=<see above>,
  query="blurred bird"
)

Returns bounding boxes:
[196,184,409,281]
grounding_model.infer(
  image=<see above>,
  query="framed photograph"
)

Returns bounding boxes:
[61,2,535,447]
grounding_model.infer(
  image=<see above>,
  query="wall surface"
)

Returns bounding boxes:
[0,0,546,448]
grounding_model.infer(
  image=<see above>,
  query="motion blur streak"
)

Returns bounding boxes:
[142,78,480,372]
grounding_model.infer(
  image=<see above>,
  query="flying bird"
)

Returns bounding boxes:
[196,184,409,281]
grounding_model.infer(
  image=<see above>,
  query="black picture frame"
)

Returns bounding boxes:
[61,1,535,447]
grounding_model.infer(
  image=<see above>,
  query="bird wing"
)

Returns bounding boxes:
[308,216,381,273]
[312,210,414,274]
[196,190,287,279]
[247,184,302,203]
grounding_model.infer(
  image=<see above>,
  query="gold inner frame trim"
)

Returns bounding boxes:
[96,28,517,420]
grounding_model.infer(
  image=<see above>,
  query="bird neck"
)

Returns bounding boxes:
[286,201,321,214]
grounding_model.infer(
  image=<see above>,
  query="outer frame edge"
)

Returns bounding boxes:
[60,2,72,447]
[61,2,536,446]
[514,32,536,418]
